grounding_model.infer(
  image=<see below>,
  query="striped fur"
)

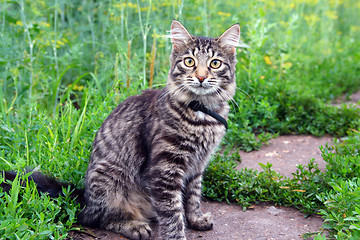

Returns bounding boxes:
[78,20,241,240]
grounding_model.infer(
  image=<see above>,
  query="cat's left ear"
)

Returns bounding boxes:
[170,20,193,50]
[217,24,241,53]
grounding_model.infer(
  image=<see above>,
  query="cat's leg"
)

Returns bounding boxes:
[81,171,153,240]
[147,160,187,240]
[79,201,152,240]
[184,173,213,231]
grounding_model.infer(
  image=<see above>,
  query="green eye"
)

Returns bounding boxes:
[210,59,222,69]
[184,57,195,67]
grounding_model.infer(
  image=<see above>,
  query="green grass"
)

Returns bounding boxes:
[1,0,360,239]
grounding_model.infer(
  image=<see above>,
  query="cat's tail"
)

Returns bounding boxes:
[0,169,85,207]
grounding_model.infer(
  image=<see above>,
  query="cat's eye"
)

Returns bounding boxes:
[210,59,222,69]
[184,57,195,67]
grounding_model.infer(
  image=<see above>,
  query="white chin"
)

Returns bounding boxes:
[191,87,215,96]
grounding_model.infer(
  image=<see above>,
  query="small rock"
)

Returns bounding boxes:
[267,206,284,216]
[265,151,279,157]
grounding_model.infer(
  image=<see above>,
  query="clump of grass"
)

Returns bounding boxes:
[0,172,79,239]
[203,151,326,214]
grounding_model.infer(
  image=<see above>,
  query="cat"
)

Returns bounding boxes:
[1,20,243,240]
[76,20,242,240]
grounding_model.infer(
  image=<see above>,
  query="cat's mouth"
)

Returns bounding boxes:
[184,79,216,95]
[189,85,217,96]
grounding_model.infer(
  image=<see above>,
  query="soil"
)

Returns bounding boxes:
[237,135,332,178]
[68,90,360,240]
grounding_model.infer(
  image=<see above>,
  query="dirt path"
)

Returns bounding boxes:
[237,135,332,178]
[185,201,324,240]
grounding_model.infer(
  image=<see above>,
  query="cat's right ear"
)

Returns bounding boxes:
[170,20,193,50]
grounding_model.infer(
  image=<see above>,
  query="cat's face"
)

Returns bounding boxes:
[167,20,241,108]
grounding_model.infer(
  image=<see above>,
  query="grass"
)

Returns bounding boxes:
[1,0,360,239]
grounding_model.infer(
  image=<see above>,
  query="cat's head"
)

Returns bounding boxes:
[167,20,243,109]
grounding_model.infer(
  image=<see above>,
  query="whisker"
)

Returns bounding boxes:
[159,83,185,101]
[158,88,171,101]
[236,87,254,103]
[212,85,240,111]
[170,83,187,102]
[210,85,239,112]
[223,90,240,111]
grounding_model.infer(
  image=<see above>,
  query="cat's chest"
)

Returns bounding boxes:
[184,109,227,154]
[183,124,225,175]
[193,111,227,145]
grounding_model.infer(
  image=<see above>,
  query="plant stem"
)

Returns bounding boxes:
[136,0,152,86]
[127,40,131,89]
[52,0,60,115]
[203,0,209,36]
[18,0,34,101]
[149,32,156,88]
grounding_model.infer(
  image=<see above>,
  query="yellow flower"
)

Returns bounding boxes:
[266,0,276,7]
[280,21,288,27]
[39,21,50,28]
[95,51,104,59]
[125,2,137,8]
[297,0,319,5]
[51,39,67,48]
[350,26,360,33]
[282,62,292,69]
[110,16,121,22]
[57,40,65,46]
[62,37,69,44]
[218,11,231,17]
[113,3,123,9]
[264,56,272,65]
[138,6,149,12]
[325,10,338,20]
[68,84,84,91]
[16,20,23,26]
[304,14,320,26]
[162,2,174,7]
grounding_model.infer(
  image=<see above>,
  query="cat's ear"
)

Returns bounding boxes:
[170,20,193,50]
[217,24,242,53]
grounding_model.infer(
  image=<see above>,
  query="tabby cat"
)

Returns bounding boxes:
[76,20,242,240]
[1,20,243,240]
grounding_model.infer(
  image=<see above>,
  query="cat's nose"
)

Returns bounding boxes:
[197,76,206,82]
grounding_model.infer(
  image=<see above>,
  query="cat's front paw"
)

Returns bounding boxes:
[124,221,151,240]
[187,212,213,231]
[106,220,151,240]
